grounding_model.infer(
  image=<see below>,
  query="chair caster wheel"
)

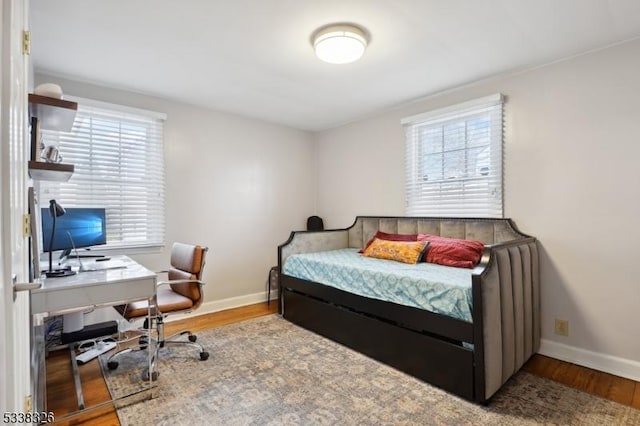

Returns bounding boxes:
[188,335,197,343]
[142,369,159,381]
[107,361,119,370]
[138,336,148,350]
[200,352,209,361]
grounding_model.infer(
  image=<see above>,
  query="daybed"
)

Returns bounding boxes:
[278,216,539,403]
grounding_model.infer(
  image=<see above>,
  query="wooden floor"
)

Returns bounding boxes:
[46,302,640,424]
[522,353,640,408]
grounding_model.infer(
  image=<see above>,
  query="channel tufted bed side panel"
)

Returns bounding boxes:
[481,240,540,399]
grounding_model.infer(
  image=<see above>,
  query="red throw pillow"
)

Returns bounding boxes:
[359,231,419,253]
[417,234,484,268]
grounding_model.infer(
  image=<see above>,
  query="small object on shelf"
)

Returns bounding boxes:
[28,160,74,182]
[41,145,64,163]
[28,93,78,132]
[34,83,63,99]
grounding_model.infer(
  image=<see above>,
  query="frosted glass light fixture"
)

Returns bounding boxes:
[312,24,368,64]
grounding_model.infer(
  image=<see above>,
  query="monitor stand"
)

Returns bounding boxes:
[44,268,76,278]
[60,249,105,260]
[59,248,72,261]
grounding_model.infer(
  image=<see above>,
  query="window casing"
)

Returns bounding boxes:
[403,94,504,217]
[38,97,166,251]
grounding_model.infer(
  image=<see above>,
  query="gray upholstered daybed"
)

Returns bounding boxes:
[278,216,539,403]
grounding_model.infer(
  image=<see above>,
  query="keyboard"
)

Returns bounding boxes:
[80,260,127,272]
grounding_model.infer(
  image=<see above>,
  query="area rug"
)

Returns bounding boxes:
[101,315,639,425]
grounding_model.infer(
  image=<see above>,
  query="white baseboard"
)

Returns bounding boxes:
[164,290,278,323]
[539,338,640,381]
[196,290,278,316]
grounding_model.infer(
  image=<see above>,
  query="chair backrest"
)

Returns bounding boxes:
[168,243,208,309]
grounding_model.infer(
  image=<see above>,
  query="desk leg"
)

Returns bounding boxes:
[146,298,158,395]
[31,320,47,414]
[68,346,85,410]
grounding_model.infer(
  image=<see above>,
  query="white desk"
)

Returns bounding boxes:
[32,256,156,315]
[31,255,157,419]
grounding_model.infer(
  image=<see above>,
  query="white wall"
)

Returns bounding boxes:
[35,74,316,304]
[315,39,640,377]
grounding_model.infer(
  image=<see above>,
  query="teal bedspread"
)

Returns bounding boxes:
[283,248,473,322]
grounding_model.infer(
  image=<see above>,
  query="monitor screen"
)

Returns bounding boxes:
[41,207,107,252]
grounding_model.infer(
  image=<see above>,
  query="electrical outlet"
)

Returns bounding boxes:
[24,395,32,413]
[555,319,569,336]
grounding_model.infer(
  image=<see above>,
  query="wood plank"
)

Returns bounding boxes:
[521,353,547,374]
[522,354,549,374]
[550,360,580,387]
[632,383,640,409]
[589,371,613,399]
[571,364,599,392]
[29,93,78,110]
[523,354,562,378]
[606,375,636,406]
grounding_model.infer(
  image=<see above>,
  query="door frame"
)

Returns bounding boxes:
[1,0,31,412]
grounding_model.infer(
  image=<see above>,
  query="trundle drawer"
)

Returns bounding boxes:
[283,289,475,400]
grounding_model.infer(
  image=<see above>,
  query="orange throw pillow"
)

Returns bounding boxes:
[362,238,429,264]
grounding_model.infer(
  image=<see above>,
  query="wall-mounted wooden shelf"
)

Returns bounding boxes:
[28,161,74,182]
[28,94,78,132]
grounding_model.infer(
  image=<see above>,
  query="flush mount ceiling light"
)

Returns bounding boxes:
[312,24,368,64]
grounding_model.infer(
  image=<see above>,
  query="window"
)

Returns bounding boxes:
[402,94,503,217]
[38,97,166,250]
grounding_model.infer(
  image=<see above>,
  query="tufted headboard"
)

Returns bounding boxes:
[279,216,531,267]
[347,216,527,248]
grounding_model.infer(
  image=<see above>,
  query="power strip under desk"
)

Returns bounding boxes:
[76,341,116,365]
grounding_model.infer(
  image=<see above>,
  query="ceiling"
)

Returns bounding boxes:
[31,1,640,132]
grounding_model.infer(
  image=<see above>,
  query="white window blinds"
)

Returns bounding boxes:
[38,98,166,250]
[402,94,504,218]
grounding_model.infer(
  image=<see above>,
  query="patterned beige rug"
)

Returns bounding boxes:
[101,315,639,425]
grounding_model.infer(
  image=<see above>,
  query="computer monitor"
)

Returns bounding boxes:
[41,207,107,257]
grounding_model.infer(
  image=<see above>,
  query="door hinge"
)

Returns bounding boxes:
[23,31,31,55]
[23,214,30,238]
